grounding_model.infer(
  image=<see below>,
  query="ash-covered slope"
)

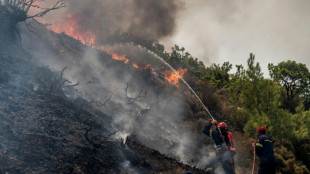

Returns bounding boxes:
[0,43,206,173]
[19,22,217,170]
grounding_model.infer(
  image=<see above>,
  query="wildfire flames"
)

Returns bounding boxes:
[48,10,187,87]
[133,64,139,69]
[112,53,130,64]
[49,11,96,45]
[163,68,188,87]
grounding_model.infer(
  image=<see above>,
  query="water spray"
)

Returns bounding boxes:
[141,46,216,120]
[139,45,235,171]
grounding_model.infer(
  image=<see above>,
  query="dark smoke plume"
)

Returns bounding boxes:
[48,0,182,44]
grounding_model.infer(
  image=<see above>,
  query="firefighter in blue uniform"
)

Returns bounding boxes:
[203,120,236,174]
[255,127,276,174]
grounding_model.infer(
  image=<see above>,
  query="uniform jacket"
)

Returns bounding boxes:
[255,134,276,165]
[203,122,236,152]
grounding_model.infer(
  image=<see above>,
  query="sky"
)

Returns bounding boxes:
[161,0,310,76]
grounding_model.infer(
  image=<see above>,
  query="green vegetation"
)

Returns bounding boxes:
[269,61,310,113]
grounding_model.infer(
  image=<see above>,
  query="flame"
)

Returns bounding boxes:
[112,53,130,64]
[133,64,139,68]
[163,68,187,87]
[144,65,158,76]
[98,46,130,64]
[49,11,96,45]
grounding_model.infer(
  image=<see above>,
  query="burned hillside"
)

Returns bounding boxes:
[0,35,209,174]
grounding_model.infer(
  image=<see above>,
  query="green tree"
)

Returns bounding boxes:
[302,87,310,111]
[230,54,266,115]
[229,54,283,134]
[268,61,310,113]
[204,61,232,88]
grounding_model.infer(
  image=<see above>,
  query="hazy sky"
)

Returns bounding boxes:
[161,0,310,75]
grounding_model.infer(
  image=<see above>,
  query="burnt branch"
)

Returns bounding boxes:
[124,83,146,104]
[84,126,100,148]
[94,96,112,106]
[2,0,66,20]
[102,130,119,141]
[49,66,79,95]
[65,81,79,87]
[135,105,142,117]
[27,0,67,19]
[84,126,118,148]
[124,83,129,98]
[128,89,144,104]
[85,95,112,107]
[49,66,67,94]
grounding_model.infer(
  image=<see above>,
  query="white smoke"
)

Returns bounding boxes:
[163,0,310,74]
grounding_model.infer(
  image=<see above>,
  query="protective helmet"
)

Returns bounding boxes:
[218,122,227,130]
[257,126,266,134]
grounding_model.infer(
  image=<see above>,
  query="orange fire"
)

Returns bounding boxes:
[143,65,158,76]
[163,68,187,87]
[112,53,130,64]
[133,64,139,68]
[98,46,130,64]
[49,11,96,45]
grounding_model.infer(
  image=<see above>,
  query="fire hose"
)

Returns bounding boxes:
[252,142,256,174]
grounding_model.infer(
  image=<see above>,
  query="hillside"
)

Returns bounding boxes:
[0,39,208,173]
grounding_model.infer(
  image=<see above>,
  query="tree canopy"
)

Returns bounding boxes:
[268,61,310,112]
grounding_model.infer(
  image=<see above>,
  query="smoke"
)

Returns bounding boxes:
[43,0,182,43]
[163,0,310,74]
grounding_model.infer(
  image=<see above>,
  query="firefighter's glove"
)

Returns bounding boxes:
[211,120,218,125]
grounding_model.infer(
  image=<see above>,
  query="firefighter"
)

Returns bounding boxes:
[254,127,276,174]
[203,120,236,174]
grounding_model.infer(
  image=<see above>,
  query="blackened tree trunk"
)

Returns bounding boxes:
[0,5,26,44]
